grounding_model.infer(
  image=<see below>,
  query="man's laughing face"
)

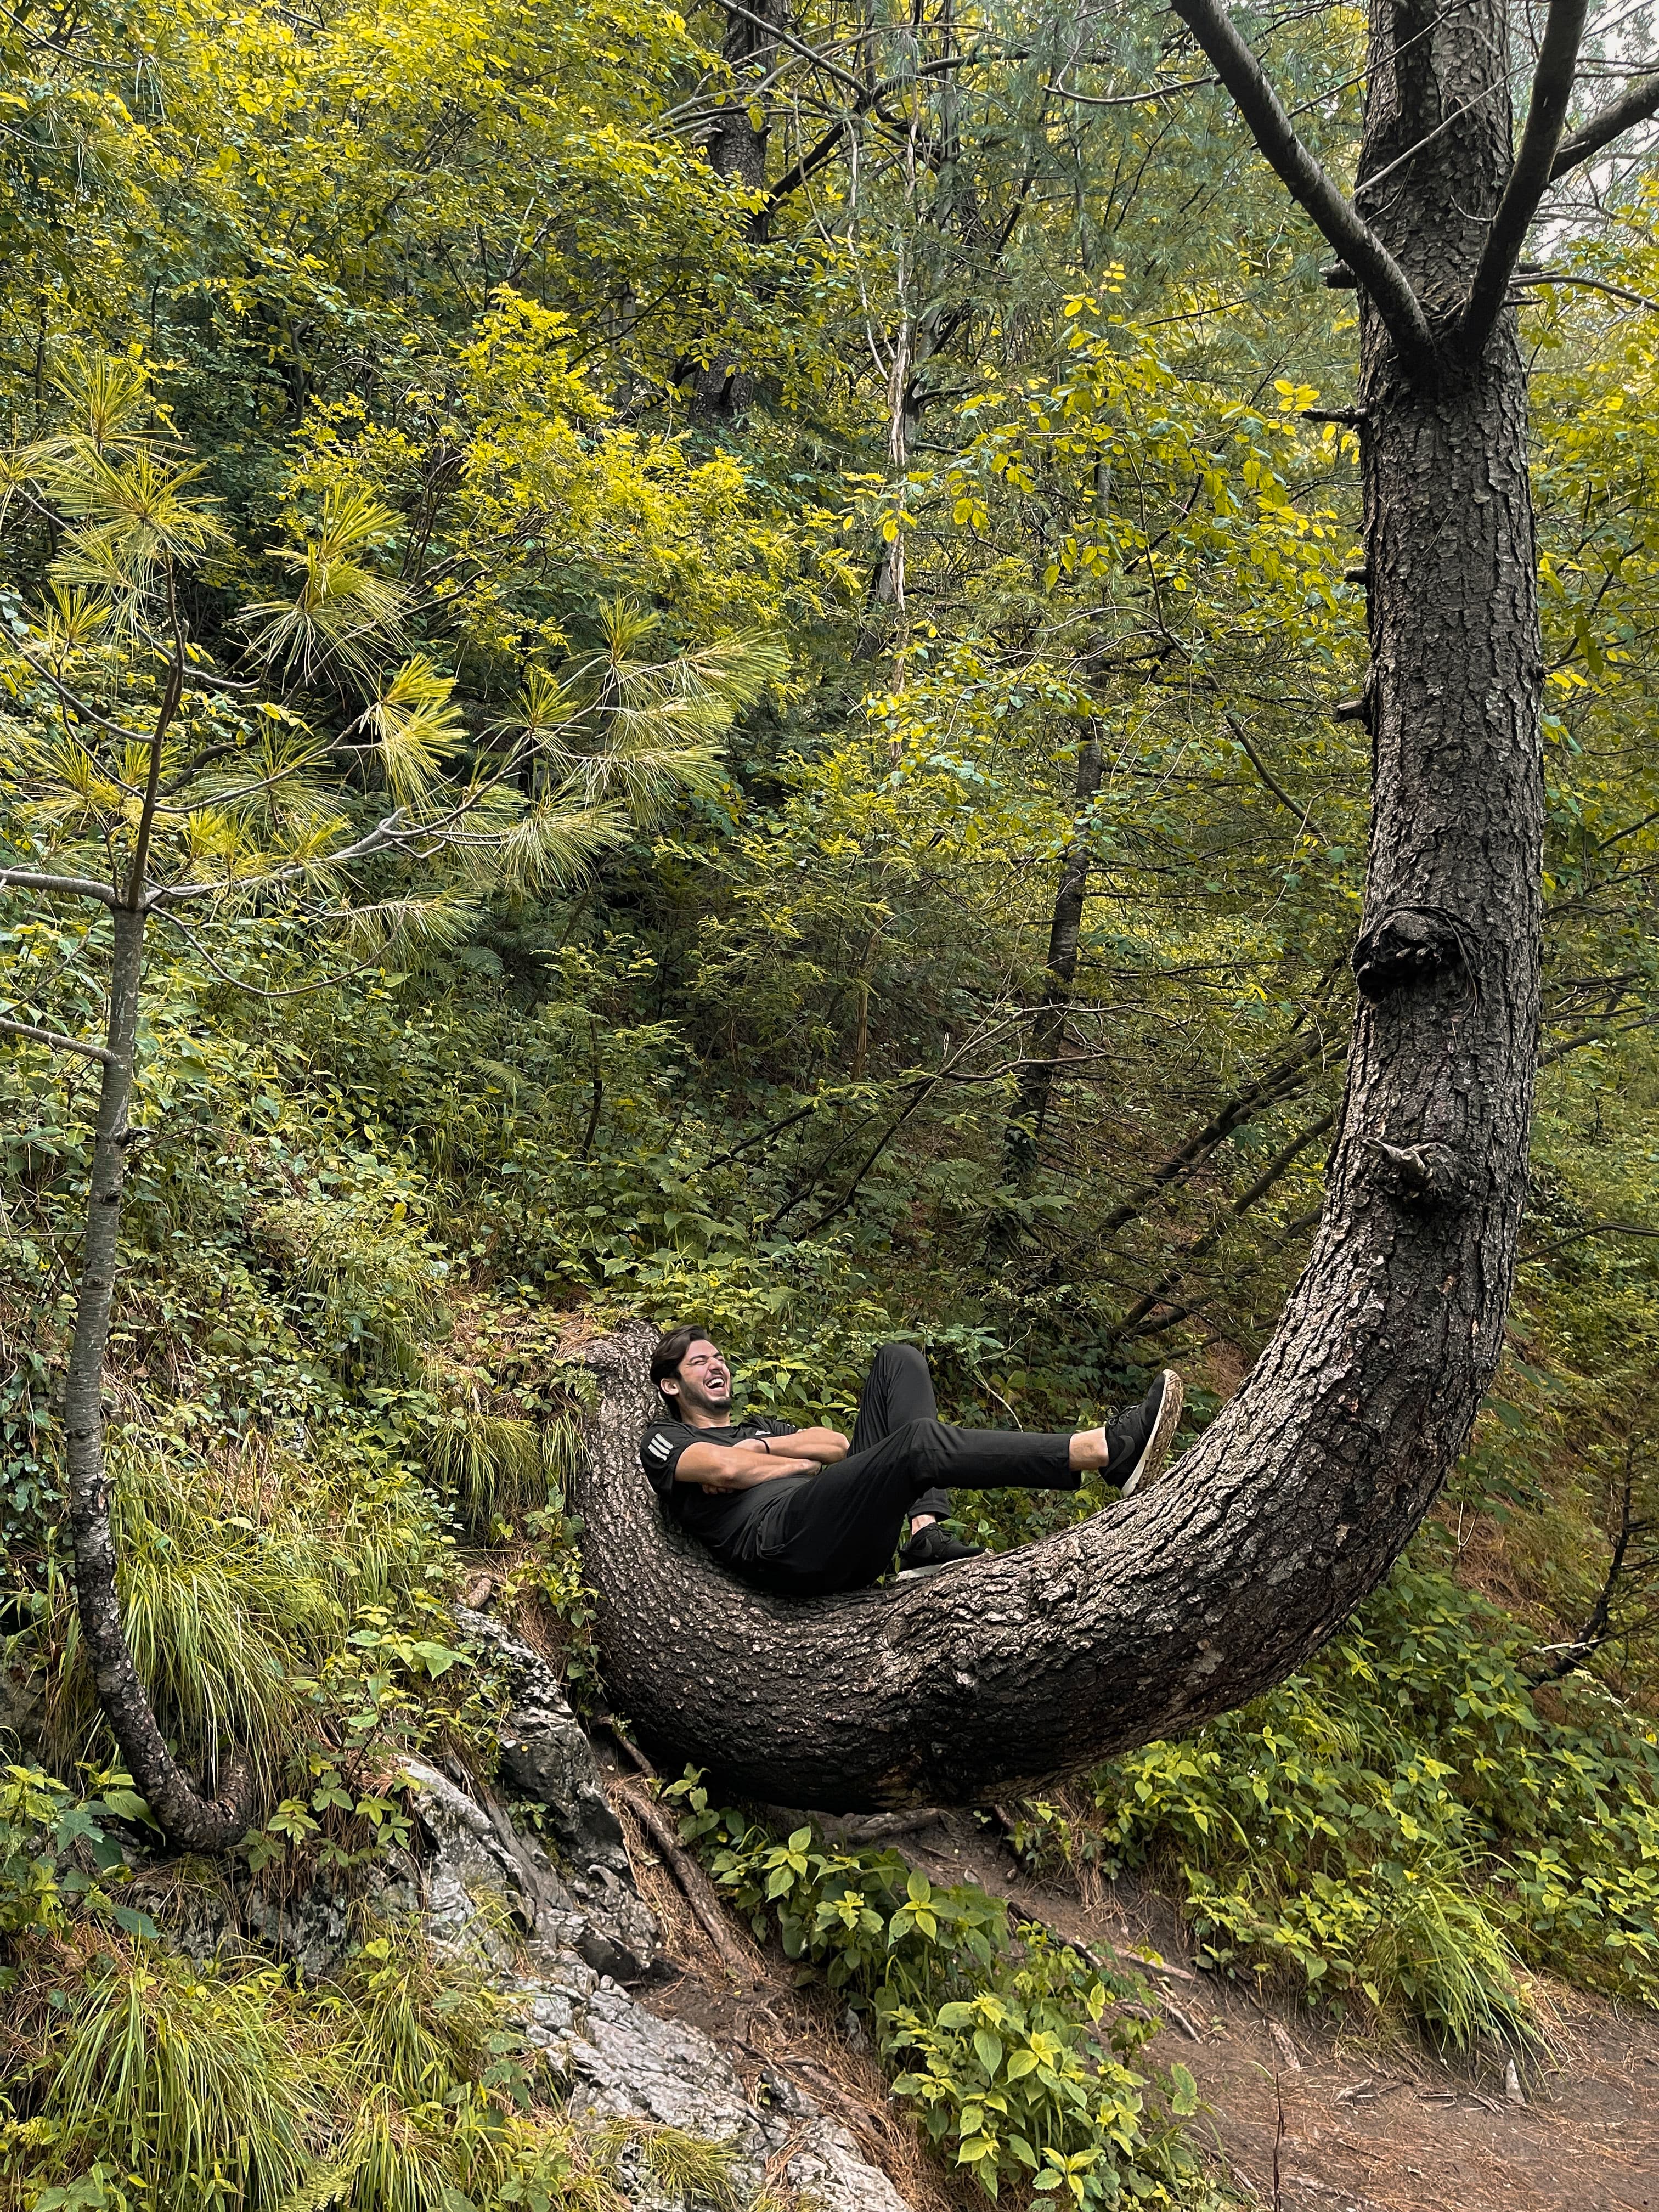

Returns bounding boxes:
[673,1337,732,1418]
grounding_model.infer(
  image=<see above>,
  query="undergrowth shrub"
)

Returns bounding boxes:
[29,1434,459,1805]
[668,1780,1212,2209]
[0,1766,153,1948]
[424,1409,585,1541]
[1049,1559,1659,2039]
[0,1908,749,2212]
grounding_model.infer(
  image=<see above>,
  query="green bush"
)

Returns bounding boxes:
[884,1939,1199,2209]
[669,1782,1212,2209]
[1063,1559,1659,2039]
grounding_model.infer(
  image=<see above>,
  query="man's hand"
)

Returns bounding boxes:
[778,1425,849,1464]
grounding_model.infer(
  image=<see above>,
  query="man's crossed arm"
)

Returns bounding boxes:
[676,1426,849,1493]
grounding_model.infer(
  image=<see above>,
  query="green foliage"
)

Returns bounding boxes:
[668,1784,1212,2208]
[29,1425,461,1800]
[425,1413,552,1541]
[1049,1562,1659,2040]
[886,1953,1200,2209]
[1,1911,751,2212]
[0,1767,153,1951]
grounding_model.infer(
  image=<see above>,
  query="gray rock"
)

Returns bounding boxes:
[455,1605,630,1878]
[0,1657,44,1753]
[242,1865,409,1981]
[392,1740,913,2212]
[785,2118,917,2212]
[398,1758,659,1985]
[141,1621,911,2212]
[531,1973,911,2212]
[400,1757,525,1967]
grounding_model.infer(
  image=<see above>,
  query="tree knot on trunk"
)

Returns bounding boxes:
[1351,906,1477,1003]
[1363,1136,1464,1204]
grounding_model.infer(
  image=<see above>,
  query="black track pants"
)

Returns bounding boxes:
[737,1341,1077,1596]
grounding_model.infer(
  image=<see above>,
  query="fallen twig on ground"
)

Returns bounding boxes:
[611,1775,763,1985]
[595,1719,761,1984]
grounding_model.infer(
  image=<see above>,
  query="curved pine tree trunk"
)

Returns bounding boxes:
[573,0,1543,1812]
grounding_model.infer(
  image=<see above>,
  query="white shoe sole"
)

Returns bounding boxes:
[896,1554,977,1581]
[1119,1371,1184,1498]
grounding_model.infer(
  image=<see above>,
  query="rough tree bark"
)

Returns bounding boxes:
[571,0,1633,1810]
[691,0,783,420]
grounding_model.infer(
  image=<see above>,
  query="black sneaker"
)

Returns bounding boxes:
[1106,1370,1185,1497]
[896,1524,984,1579]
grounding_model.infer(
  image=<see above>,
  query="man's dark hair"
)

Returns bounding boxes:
[651,1323,715,1409]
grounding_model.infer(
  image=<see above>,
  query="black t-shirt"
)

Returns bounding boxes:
[639,1412,810,1564]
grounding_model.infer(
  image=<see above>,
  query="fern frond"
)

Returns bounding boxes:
[270,2154,364,2212]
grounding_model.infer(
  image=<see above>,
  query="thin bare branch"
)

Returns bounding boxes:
[1460,0,1590,356]
[19,648,157,747]
[716,0,865,95]
[154,907,386,1000]
[1550,68,1659,177]
[1052,71,1216,107]
[1514,269,1659,313]
[1354,72,1516,204]
[1225,711,1314,822]
[0,1014,117,1064]
[1519,1220,1659,1262]
[0,864,120,907]
[1169,0,1434,370]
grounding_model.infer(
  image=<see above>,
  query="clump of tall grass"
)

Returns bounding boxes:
[37,1431,448,1794]
[425,1408,585,1539]
[12,1947,318,2207]
[629,2122,744,2212]
[252,1197,445,1384]
[1,1918,764,2212]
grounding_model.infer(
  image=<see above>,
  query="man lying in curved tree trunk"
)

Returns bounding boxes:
[640,1325,1185,1598]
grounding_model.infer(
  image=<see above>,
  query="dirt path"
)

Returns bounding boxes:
[894,1814,1659,2212]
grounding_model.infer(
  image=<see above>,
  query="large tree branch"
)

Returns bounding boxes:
[1550,70,1659,178]
[1460,0,1590,356]
[1168,0,1433,371]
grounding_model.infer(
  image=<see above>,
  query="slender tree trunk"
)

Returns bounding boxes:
[1003,731,1103,1184]
[692,0,782,421]
[64,902,252,1847]
[570,0,1547,1814]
